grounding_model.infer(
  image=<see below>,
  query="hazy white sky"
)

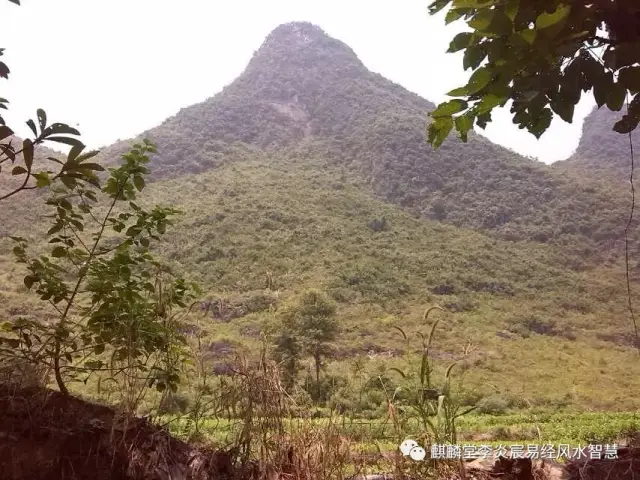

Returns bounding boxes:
[2,0,595,163]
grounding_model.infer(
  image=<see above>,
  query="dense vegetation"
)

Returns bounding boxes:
[558,106,640,181]
[87,23,640,269]
[2,148,639,411]
[0,18,639,478]
[426,0,640,144]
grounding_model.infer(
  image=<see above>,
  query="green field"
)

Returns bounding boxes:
[161,411,640,450]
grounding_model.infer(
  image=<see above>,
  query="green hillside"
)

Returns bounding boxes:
[1,21,639,415]
[150,157,640,410]
[89,22,640,266]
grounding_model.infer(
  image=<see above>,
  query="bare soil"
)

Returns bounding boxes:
[0,384,242,480]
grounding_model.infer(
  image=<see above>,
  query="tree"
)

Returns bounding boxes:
[273,332,301,390]
[426,0,640,148]
[278,289,339,384]
[1,140,199,398]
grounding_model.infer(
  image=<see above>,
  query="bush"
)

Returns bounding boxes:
[476,394,522,415]
[444,296,478,312]
[368,217,389,232]
[158,392,191,414]
[303,374,348,404]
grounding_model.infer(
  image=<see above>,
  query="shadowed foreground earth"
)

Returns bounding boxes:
[0,385,239,480]
[0,386,638,480]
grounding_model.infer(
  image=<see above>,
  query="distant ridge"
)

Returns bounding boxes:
[84,21,639,263]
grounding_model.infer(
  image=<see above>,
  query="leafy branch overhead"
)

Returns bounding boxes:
[427,0,640,148]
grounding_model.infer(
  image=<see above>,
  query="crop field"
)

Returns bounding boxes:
[162,411,640,453]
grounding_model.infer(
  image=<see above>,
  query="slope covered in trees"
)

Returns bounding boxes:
[1,21,639,411]
[87,22,639,267]
[558,106,640,181]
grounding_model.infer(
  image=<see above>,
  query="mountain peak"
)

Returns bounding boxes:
[242,22,365,81]
[562,106,640,180]
[264,21,329,44]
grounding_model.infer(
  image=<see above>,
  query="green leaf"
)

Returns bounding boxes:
[22,139,34,170]
[535,4,570,30]
[0,61,9,80]
[606,82,627,112]
[42,123,80,137]
[70,220,84,232]
[613,114,640,134]
[561,58,583,105]
[452,0,497,6]
[447,32,474,53]
[484,10,513,35]
[528,108,553,138]
[51,246,67,258]
[126,226,142,237]
[47,136,84,147]
[26,119,38,137]
[468,9,494,31]
[455,113,474,141]
[550,96,574,123]
[47,223,63,235]
[133,175,145,191]
[504,0,519,21]
[427,116,454,149]
[431,99,468,117]
[11,166,27,175]
[428,0,451,15]
[613,94,640,134]
[447,86,470,97]
[37,109,47,133]
[445,8,466,24]
[466,66,492,94]
[463,45,487,71]
[618,66,640,95]
[593,73,613,108]
[476,93,506,113]
[67,143,84,163]
[604,44,640,71]
[518,29,536,44]
[34,172,51,188]
[61,176,77,190]
[24,275,36,289]
[78,162,105,172]
[476,111,492,129]
[0,125,13,141]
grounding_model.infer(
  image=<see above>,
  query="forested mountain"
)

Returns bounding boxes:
[91,22,637,266]
[1,21,639,409]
